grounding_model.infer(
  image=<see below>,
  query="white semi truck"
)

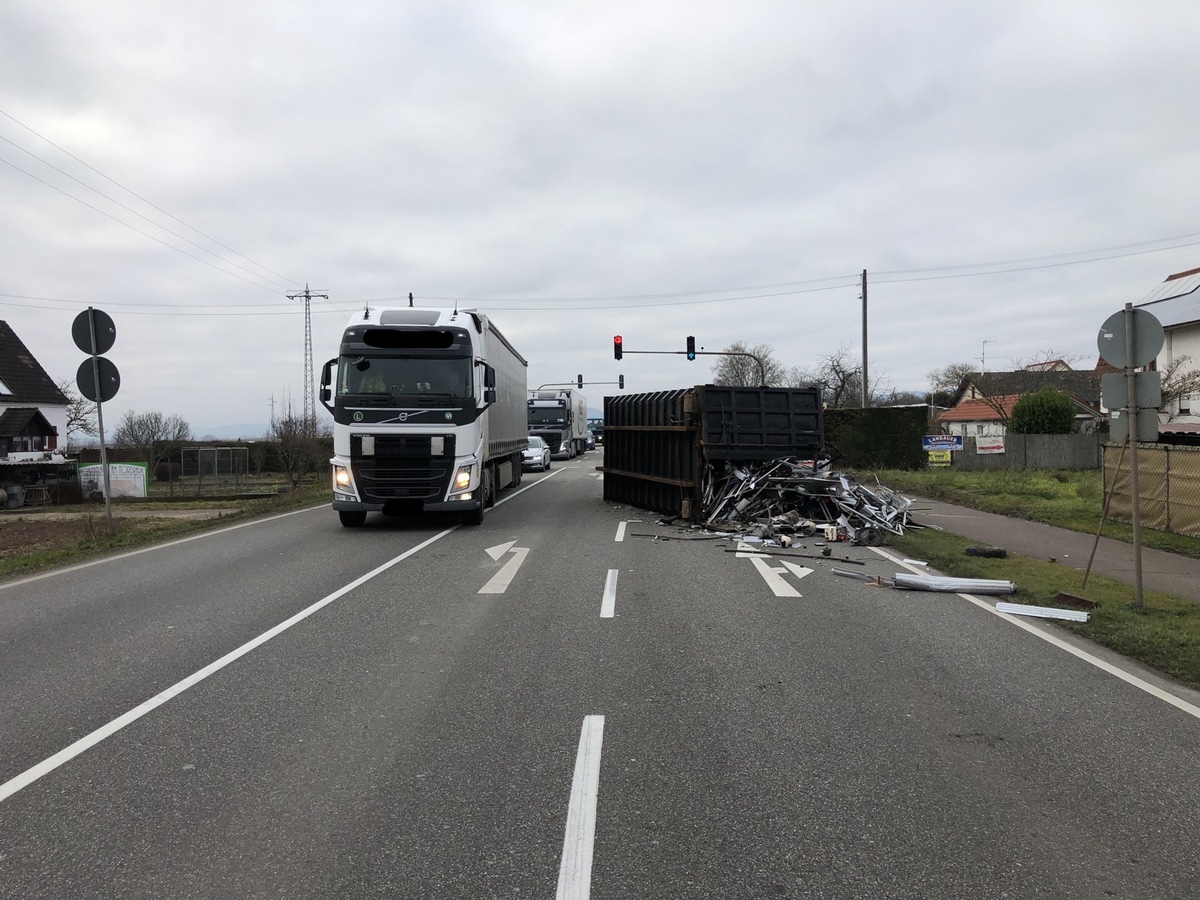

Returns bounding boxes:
[319,306,528,526]
[527,388,589,458]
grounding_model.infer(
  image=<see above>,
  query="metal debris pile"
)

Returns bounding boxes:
[701,457,919,546]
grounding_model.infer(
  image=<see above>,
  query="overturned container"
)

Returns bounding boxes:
[601,385,824,522]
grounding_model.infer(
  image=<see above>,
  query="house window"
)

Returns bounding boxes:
[976,424,985,434]
[1180,394,1193,416]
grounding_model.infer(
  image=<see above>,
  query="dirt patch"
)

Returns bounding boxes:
[0,507,231,561]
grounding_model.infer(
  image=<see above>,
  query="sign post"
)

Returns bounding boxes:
[1096,303,1164,609]
[72,308,120,537]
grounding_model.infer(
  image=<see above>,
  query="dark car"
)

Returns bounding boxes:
[522,435,552,471]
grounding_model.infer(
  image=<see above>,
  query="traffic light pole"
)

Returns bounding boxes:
[615,349,766,386]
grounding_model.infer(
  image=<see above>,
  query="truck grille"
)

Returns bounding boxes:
[351,434,455,501]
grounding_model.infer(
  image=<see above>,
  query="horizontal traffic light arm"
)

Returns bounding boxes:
[614,348,767,385]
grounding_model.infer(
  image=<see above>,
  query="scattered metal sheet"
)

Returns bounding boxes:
[892,574,1016,594]
[996,601,1089,622]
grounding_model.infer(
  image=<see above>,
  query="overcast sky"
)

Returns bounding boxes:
[4,1,1200,436]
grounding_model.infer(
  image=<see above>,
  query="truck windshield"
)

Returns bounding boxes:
[337,355,473,401]
[528,407,567,426]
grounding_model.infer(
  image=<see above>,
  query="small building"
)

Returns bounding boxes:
[0,320,69,454]
[938,367,1102,437]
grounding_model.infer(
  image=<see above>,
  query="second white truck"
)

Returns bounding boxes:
[527,388,589,458]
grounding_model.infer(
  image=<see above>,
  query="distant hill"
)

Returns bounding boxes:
[194,424,271,441]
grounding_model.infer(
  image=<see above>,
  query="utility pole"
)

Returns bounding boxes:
[268,393,276,424]
[286,283,329,424]
[861,269,869,407]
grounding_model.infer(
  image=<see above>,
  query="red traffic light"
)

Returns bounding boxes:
[614,335,623,360]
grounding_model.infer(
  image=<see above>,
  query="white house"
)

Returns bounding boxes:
[1135,265,1200,426]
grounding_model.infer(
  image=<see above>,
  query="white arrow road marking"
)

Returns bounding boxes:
[746,554,815,597]
[485,540,516,560]
[479,544,530,594]
[780,560,815,583]
[748,555,800,596]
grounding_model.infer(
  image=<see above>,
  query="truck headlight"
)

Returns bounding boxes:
[333,465,352,488]
[454,465,473,490]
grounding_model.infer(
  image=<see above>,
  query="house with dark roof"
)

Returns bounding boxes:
[936,366,1102,438]
[0,321,69,455]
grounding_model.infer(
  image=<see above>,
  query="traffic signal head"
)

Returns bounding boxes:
[577,374,583,388]
[686,335,696,360]
[614,335,623,360]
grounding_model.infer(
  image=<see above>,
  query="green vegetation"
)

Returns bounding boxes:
[1009,387,1075,434]
[866,467,1200,558]
[860,467,1200,691]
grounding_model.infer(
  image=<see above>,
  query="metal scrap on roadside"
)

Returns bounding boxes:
[701,457,919,546]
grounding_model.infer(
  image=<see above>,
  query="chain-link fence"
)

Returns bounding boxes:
[174,447,251,496]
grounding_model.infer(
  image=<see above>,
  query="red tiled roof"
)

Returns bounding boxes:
[937,395,1020,423]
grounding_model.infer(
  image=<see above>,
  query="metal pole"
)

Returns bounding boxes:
[1124,301,1144,608]
[87,307,114,538]
[861,269,869,407]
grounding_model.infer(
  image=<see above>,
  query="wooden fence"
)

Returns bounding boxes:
[950,433,1101,471]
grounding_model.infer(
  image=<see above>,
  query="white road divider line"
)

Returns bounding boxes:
[601,569,618,618]
[557,715,605,900]
[614,521,626,542]
[0,528,458,805]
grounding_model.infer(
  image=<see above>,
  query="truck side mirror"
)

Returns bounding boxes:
[484,388,497,404]
[483,364,496,388]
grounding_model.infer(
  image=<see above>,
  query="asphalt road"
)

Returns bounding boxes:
[1,453,1198,898]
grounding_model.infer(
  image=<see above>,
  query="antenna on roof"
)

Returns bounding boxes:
[408,291,414,308]
[362,301,370,320]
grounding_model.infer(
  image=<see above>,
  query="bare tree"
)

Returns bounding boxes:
[271,404,332,487]
[112,410,193,472]
[56,379,98,447]
[710,342,788,387]
[793,347,891,408]
[927,361,977,407]
[1157,354,1200,420]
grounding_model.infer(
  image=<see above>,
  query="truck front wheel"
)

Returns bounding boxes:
[339,511,367,527]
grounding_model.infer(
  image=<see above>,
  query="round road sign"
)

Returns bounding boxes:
[1097,307,1164,368]
[72,308,116,356]
[76,357,121,403]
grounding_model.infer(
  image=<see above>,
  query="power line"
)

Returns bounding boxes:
[0,107,301,290]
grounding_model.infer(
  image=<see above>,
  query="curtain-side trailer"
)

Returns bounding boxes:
[319,307,528,526]
[527,388,589,458]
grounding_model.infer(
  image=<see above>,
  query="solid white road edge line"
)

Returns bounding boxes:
[556,715,605,900]
[601,569,618,618]
[871,547,1200,722]
[0,526,458,805]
